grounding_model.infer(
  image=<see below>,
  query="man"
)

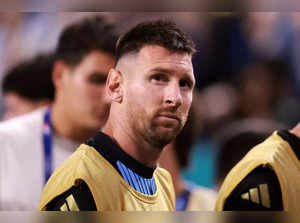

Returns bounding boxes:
[215,123,300,211]
[159,92,217,211]
[39,20,196,211]
[0,16,117,210]
[1,53,54,121]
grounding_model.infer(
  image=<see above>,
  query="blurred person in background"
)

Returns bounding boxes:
[234,60,289,121]
[0,15,117,210]
[159,91,217,211]
[0,12,105,118]
[0,13,23,117]
[215,120,300,211]
[1,53,54,121]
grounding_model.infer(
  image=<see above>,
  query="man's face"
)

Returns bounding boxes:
[61,50,114,130]
[121,45,195,148]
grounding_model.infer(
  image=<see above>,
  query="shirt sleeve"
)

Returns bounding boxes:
[45,181,97,211]
[223,166,283,211]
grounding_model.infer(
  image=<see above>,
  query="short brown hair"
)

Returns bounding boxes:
[115,20,196,63]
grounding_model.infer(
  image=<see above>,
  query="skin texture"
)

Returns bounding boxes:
[2,93,51,121]
[51,50,115,142]
[104,45,195,167]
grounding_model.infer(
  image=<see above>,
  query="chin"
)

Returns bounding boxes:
[150,130,178,148]
[160,125,181,136]
[83,119,103,132]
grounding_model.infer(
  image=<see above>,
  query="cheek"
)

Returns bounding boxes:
[128,87,157,112]
[124,81,161,116]
[65,83,93,112]
[126,89,148,118]
[72,78,104,101]
[86,85,106,99]
[181,96,193,114]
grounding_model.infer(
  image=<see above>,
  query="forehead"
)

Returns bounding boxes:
[136,45,193,69]
[74,50,115,74]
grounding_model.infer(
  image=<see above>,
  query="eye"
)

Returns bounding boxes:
[179,79,192,89]
[151,74,168,83]
[88,73,107,85]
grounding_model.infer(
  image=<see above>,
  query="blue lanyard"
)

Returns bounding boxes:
[43,109,53,185]
[176,189,191,211]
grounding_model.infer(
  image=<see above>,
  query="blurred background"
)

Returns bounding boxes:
[1,12,300,191]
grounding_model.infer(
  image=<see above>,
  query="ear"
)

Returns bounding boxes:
[106,68,123,103]
[52,61,70,90]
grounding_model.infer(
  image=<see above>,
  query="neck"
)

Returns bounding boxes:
[103,113,162,167]
[51,101,96,143]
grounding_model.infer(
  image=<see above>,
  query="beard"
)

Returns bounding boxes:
[129,106,187,149]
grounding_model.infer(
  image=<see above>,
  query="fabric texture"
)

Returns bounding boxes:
[0,108,78,210]
[215,131,300,211]
[39,143,175,211]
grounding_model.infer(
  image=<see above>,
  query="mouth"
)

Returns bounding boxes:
[158,113,180,122]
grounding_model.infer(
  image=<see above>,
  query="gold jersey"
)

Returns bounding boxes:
[39,144,175,211]
[215,132,300,211]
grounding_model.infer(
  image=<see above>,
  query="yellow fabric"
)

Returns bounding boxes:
[215,132,300,211]
[185,186,217,211]
[39,144,175,211]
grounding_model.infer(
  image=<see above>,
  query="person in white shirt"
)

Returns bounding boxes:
[0,15,117,210]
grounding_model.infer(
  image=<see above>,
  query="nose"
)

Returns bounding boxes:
[164,83,183,108]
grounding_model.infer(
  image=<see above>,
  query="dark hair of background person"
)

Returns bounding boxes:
[115,19,196,63]
[55,16,118,66]
[215,119,285,187]
[2,53,55,102]
[216,131,268,186]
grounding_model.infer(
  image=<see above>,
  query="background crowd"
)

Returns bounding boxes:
[1,12,299,200]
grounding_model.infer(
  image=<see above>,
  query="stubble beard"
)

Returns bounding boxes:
[140,113,186,150]
[127,103,187,151]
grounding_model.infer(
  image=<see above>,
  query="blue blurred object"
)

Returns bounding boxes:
[182,137,217,188]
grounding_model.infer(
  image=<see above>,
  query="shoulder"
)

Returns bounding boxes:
[241,132,287,161]
[154,167,176,202]
[39,149,93,210]
[0,108,47,155]
[0,108,46,135]
[155,167,173,183]
[215,132,289,211]
[223,166,283,210]
[45,181,97,211]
